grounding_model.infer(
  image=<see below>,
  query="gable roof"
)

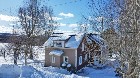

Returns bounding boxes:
[44,33,106,48]
[65,34,84,48]
[87,33,107,47]
[43,35,69,47]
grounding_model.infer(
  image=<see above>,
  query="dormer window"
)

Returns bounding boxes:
[56,42,62,47]
[54,41,64,47]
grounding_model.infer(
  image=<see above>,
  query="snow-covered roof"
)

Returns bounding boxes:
[88,34,106,46]
[65,34,84,48]
[86,36,92,44]
[44,33,107,49]
[43,35,69,47]
[49,50,63,56]
[44,33,85,48]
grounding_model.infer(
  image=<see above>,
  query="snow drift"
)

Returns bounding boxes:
[0,64,84,78]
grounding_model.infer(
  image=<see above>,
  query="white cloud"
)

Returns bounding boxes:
[73,28,78,31]
[52,17,63,21]
[59,23,66,26]
[58,23,78,27]
[59,12,74,18]
[0,14,19,22]
[68,24,78,28]
[0,26,13,33]
[88,16,104,22]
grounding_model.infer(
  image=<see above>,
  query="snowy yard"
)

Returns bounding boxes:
[77,67,116,78]
[0,44,117,78]
[0,55,117,78]
[0,64,117,78]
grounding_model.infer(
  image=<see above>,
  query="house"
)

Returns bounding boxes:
[44,33,107,71]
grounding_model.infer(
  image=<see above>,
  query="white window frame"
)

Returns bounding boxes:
[55,41,62,47]
[51,56,55,63]
[85,54,87,61]
[54,41,64,47]
[63,56,68,63]
[82,43,84,51]
[79,56,82,65]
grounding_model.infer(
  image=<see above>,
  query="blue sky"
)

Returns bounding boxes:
[47,0,89,32]
[0,0,89,33]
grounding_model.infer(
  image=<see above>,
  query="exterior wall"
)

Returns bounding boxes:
[62,48,76,67]
[91,44,107,65]
[77,48,89,70]
[100,46,108,64]
[45,48,51,66]
[44,47,76,68]
[76,37,89,70]
[50,55,61,67]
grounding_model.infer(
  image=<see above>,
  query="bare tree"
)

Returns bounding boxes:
[85,0,121,61]
[9,34,23,65]
[88,0,140,77]
[18,0,57,65]
[0,43,8,59]
[101,27,120,57]
[87,0,120,33]
[79,0,120,55]
[115,0,140,77]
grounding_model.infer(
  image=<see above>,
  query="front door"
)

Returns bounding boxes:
[63,56,68,64]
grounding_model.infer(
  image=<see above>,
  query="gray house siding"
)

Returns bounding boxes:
[45,47,76,68]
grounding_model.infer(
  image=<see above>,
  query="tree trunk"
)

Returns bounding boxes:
[3,50,5,58]
[14,49,18,65]
[29,46,33,59]
[29,52,33,59]
[25,53,27,65]
[24,49,28,65]
[14,51,17,65]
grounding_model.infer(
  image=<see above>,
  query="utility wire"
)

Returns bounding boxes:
[49,0,82,7]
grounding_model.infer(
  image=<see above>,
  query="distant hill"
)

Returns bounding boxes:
[0,33,47,46]
[0,33,15,43]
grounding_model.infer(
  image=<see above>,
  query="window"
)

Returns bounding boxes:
[85,54,87,61]
[54,41,64,47]
[94,56,99,65]
[79,56,82,65]
[63,56,68,63]
[56,42,62,47]
[51,56,55,63]
[82,43,84,51]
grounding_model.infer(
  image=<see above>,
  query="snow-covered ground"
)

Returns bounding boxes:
[77,67,116,78]
[0,64,117,78]
[0,64,76,78]
[0,43,117,78]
